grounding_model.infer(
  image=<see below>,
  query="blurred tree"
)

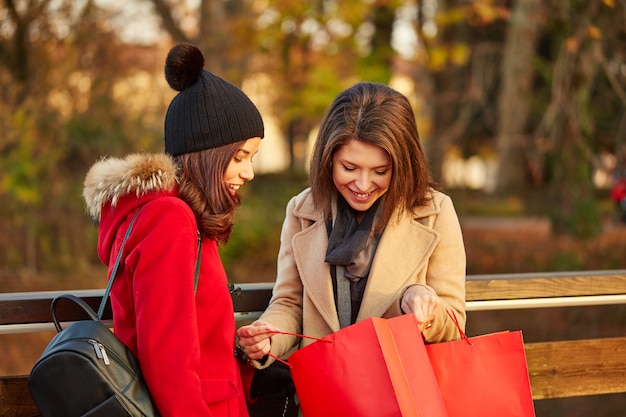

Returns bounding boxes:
[413,0,624,238]
[261,0,411,172]
[416,0,509,183]
[495,0,543,194]
[0,0,167,272]
[536,0,614,236]
[256,0,401,172]
[1,0,81,271]
[148,0,407,173]
[149,0,260,85]
[2,0,626,278]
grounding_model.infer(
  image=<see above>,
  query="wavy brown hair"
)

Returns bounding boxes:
[309,82,434,234]
[175,141,242,244]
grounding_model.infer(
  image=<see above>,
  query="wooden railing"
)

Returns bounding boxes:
[1,270,626,416]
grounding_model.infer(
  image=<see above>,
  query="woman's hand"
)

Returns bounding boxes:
[400,285,440,331]
[236,321,276,360]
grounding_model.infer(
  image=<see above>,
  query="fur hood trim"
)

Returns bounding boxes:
[83,153,178,220]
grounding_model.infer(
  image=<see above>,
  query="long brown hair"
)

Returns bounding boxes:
[309,82,433,233]
[175,141,242,243]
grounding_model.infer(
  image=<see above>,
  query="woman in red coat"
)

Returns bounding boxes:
[611,177,626,223]
[83,43,263,416]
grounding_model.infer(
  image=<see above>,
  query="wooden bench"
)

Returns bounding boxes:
[1,270,626,416]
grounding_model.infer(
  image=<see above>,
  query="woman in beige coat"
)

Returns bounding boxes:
[238,82,466,371]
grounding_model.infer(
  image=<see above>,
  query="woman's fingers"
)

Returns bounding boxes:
[236,321,275,360]
[401,285,440,330]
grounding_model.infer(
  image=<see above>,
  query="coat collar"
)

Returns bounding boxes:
[291,190,442,331]
[83,153,178,221]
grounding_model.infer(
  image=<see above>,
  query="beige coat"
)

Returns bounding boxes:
[257,188,466,367]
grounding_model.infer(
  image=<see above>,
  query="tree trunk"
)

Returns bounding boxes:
[198,0,227,74]
[547,3,603,237]
[495,0,543,194]
[426,0,469,185]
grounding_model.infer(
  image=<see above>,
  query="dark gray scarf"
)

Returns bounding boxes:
[325,199,383,327]
[325,199,382,281]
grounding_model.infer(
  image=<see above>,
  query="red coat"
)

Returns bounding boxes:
[611,179,626,202]
[84,153,249,417]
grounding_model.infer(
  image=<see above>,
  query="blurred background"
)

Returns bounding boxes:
[1,0,626,415]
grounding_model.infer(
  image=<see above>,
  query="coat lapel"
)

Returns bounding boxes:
[290,193,442,331]
[291,206,341,331]
[356,209,440,321]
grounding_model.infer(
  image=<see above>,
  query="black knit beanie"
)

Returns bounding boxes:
[164,43,264,156]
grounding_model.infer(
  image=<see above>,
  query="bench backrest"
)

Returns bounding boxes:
[1,270,626,416]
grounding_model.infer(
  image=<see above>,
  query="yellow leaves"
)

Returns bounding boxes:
[435,8,465,27]
[436,1,509,27]
[565,36,580,53]
[469,1,502,25]
[0,148,42,206]
[587,25,602,40]
[450,43,471,66]
[603,0,615,7]
[1,176,41,205]
[427,43,471,72]
[566,25,603,54]
[428,47,448,72]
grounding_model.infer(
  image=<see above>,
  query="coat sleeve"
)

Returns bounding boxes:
[421,194,467,343]
[252,195,307,368]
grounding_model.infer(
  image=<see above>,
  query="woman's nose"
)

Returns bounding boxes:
[241,162,255,181]
[354,172,371,191]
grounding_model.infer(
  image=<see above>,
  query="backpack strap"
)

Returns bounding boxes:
[97,207,202,319]
[97,208,143,319]
[194,229,202,293]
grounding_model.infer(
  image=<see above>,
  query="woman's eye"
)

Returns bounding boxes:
[376,170,388,176]
[342,165,355,171]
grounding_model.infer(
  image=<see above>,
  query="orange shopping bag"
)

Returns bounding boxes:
[425,312,536,417]
[283,314,448,417]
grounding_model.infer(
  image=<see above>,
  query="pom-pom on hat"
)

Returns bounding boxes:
[164,43,264,156]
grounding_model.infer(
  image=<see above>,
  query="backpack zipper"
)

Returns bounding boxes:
[89,339,111,365]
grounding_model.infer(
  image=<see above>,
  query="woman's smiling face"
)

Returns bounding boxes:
[332,139,392,217]
[224,137,261,196]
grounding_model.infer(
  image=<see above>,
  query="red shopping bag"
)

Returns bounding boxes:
[283,314,448,417]
[425,312,536,417]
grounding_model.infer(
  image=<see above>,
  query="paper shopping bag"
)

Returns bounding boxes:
[286,314,449,417]
[425,313,536,417]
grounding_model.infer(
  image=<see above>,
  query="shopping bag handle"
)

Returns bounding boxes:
[267,310,472,366]
[266,330,333,367]
[446,309,472,346]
